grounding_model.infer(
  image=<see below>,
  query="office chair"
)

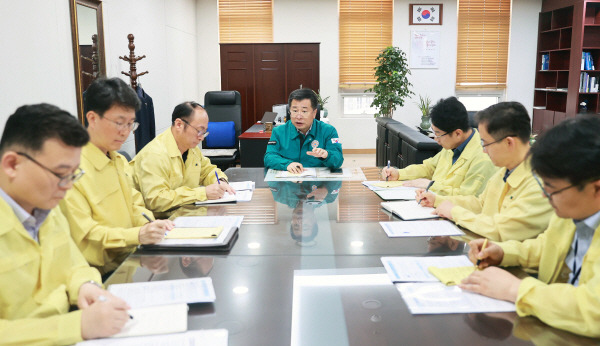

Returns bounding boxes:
[203,91,242,170]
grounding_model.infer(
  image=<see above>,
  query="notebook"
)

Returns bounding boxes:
[380,200,438,220]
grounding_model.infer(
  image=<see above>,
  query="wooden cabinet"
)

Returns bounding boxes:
[533,0,600,134]
[220,43,320,132]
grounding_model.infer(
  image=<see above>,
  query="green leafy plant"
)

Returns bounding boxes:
[366,46,414,118]
[415,95,432,117]
[315,89,330,109]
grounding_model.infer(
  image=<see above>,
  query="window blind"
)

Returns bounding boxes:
[339,0,393,89]
[218,0,273,43]
[456,0,511,90]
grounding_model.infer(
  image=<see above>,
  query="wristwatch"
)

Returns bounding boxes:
[218,177,228,184]
[82,280,103,289]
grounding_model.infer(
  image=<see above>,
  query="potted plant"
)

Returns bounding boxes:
[416,94,432,131]
[315,89,330,118]
[366,46,414,118]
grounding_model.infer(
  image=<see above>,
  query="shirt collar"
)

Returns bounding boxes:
[83,142,114,171]
[581,209,600,231]
[452,128,475,156]
[0,186,50,237]
[294,120,315,138]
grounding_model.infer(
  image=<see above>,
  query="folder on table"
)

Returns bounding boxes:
[381,201,438,220]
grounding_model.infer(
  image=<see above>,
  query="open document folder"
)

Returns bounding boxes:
[140,216,243,251]
[194,190,253,205]
[381,200,438,220]
[381,255,516,314]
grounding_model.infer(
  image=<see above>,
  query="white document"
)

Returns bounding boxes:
[380,220,464,237]
[108,277,216,309]
[381,200,438,220]
[276,168,317,178]
[381,255,473,283]
[194,190,253,204]
[228,181,255,191]
[201,148,237,157]
[76,329,229,346]
[111,303,188,338]
[159,215,243,246]
[374,188,418,200]
[396,282,516,314]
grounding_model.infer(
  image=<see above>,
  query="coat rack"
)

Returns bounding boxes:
[81,34,100,80]
[119,34,148,89]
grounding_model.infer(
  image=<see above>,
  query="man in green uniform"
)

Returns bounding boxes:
[264,88,343,173]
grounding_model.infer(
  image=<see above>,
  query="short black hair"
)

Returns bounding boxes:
[475,102,531,143]
[288,88,318,110]
[83,77,141,117]
[171,101,204,123]
[530,115,600,187]
[0,103,89,154]
[430,97,470,133]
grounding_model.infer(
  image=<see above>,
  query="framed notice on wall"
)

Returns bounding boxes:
[410,4,443,25]
[410,31,440,69]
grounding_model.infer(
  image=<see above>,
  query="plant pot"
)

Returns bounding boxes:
[420,115,431,131]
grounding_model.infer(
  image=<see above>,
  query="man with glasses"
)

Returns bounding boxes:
[0,104,131,344]
[60,78,173,275]
[419,102,553,241]
[460,115,600,337]
[130,101,234,213]
[264,88,343,173]
[381,97,495,196]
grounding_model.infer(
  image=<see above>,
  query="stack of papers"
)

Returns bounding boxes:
[145,216,243,248]
[380,220,464,237]
[363,180,418,200]
[276,168,317,178]
[108,277,216,308]
[228,181,255,191]
[195,191,253,205]
[76,329,229,345]
[381,256,516,314]
[381,201,438,220]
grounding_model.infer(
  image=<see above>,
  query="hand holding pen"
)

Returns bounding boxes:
[467,238,503,269]
[139,213,174,244]
[417,180,435,206]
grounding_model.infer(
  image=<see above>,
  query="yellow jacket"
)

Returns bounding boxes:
[0,201,101,345]
[499,214,600,337]
[435,160,553,241]
[60,143,152,273]
[130,129,226,213]
[396,130,496,196]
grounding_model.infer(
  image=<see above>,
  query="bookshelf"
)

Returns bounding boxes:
[532,1,600,134]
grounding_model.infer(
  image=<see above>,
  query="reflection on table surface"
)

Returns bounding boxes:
[107,167,599,345]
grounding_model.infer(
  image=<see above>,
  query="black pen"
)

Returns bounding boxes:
[142,212,153,223]
[418,180,435,205]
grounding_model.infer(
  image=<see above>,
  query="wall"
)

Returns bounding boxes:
[0,0,541,152]
[0,0,77,134]
[0,0,197,157]
[197,0,542,150]
[102,0,198,155]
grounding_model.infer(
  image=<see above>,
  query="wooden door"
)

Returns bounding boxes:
[220,44,255,131]
[285,43,320,96]
[254,44,286,126]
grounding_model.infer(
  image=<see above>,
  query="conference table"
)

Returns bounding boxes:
[106,167,598,345]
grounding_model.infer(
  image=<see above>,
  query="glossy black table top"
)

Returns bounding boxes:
[107,167,599,345]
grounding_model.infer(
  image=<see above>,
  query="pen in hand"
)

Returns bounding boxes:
[142,212,153,223]
[386,160,390,182]
[215,171,221,184]
[98,295,134,319]
[476,238,489,267]
[417,180,435,205]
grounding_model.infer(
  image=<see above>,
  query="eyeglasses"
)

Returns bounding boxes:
[16,152,85,187]
[481,134,516,148]
[102,116,139,132]
[532,172,580,200]
[290,109,313,117]
[432,131,449,139]
[180,118,209,138]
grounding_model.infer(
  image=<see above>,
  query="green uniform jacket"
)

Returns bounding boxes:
[264,119,343,170]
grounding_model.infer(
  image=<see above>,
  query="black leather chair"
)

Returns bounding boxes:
[203,91,242,170]
[376,117,396,166]
[377,118,442,169]
[285,104,321,122]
